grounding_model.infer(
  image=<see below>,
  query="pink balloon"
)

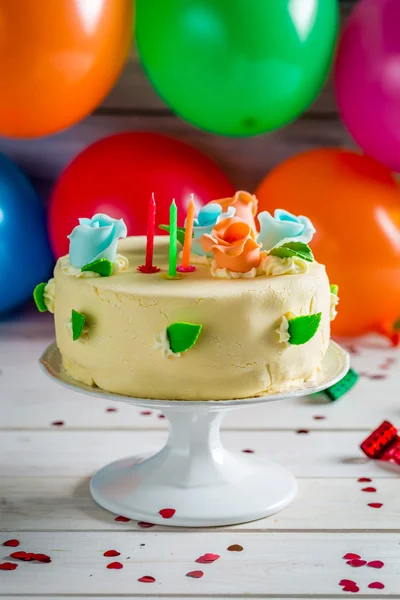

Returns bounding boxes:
[335,0,400,172]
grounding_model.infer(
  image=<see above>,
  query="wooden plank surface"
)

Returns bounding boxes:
[0,429,394,479]
[0,476,395,533]
[0,531,395,597]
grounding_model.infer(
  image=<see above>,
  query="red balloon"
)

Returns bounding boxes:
[49,132,234,258]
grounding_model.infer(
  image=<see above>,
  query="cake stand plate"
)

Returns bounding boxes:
[40,341,349,527]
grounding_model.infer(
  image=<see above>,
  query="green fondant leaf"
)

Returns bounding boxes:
[288,312,322,345]
[81,258,113,277]
[330,284,339,296]
[33,283,48,312]
[324,368,358,401]
[393,317,400,331]
[270,242,314,262]
[71,309,86,341]
[159,224,187,246]
[167,322,202,353]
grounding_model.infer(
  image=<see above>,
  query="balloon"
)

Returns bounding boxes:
[0,154,53,315]
[335,0,400,172]
[0,0,133,138]
[49,131,235,258]
[137,0,338,136]
[255,149,400,337]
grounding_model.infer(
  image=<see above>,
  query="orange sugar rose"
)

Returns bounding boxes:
[201,217,262,273]
[210,190,258,232]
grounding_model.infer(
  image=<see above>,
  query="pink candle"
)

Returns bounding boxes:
[137,193,160,274]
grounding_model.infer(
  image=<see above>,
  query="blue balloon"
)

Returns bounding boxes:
[0,153,53,315]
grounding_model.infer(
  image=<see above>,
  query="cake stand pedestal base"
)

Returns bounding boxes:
[90,408,297,527]
[40,341,349,528]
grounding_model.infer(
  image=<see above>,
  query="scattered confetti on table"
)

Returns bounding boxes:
[159,508,175,519]
[2,539,20,547]
[195,553,220,564]
[106,562,123,570]
[186,570,204,578]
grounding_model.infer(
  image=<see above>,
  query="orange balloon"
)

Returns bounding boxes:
[256,149,400,337]
[0,0,133,138]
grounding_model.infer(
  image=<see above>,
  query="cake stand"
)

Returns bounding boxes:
[40,341,349,527]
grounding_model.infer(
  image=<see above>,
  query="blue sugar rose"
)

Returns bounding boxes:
[257,209,315,251]
[68,213,127,268]
[191,203,236,257]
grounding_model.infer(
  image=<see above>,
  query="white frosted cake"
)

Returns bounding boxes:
[35,191,339,400]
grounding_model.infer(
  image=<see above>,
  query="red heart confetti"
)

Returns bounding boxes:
[357,477,372,483]
[103,550,120,557]
[159,508,175,519]
[296,429,309,434]
[313,415,326,420]
[106,561,123,569]
[31,553,51,563]
[227,544,244,552]
[361,487,377,493]
[346,345,359,355]
[114,515,130,522]
[138,521,155,528]
[368,582,385,589]
[367,560,384,569]
[106,407,117,412]
[51,420,64,426]
[2,539,19,547]
[9,551,30,561]
[186,570,204,578]
[196,553,220,564]
[339,579,357,586]
[342,583,360,593]
[138,575,155,583]
[347,559,367,567]
[242,449,254,453]
[343,553,361,560]
[140,410,152,416]
[0,562,18,571]
[10,551,51,563]
[158,414,166,419]
[368,503,383,508]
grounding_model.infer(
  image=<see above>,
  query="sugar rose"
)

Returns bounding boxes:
[211,190,258,232]
[201,216,261,273]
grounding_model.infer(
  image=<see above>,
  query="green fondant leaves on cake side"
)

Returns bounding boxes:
[81,258,113,277]
[269,242,314,262]
[166,322,202,354]
[159,224,187,246]
[71,309,86,341]
[287,313,322,345]
[330,284,339,296]
[33,283,48,312]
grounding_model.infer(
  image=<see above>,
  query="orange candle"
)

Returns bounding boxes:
[182,195,195,268]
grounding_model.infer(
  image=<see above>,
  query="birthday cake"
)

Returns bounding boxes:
[35,191,339,400]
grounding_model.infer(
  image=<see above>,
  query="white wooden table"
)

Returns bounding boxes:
[1,307,399,599]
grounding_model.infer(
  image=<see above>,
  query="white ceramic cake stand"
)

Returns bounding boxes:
[40,341,349,527]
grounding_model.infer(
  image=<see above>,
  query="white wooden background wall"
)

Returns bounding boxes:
[0,3,354,200]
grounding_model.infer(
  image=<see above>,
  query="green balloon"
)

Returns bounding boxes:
[137,0,338,136]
